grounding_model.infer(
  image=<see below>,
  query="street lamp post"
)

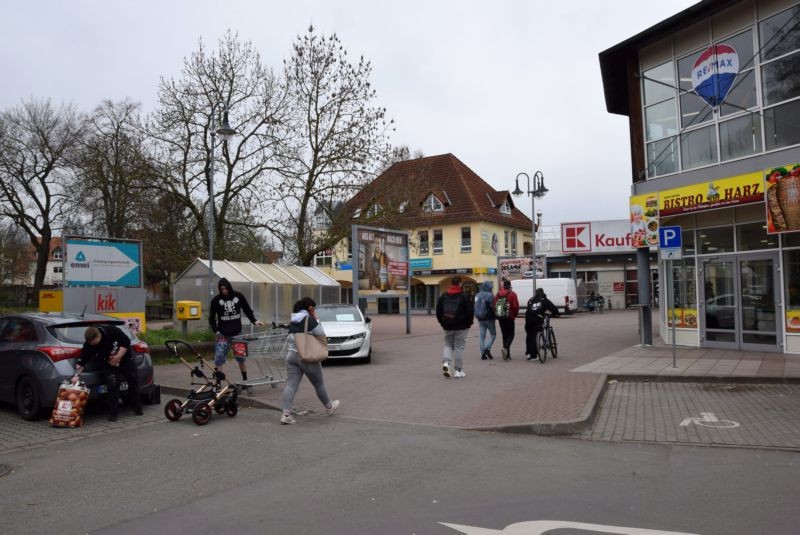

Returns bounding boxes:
[208,108,237,300]
[513,171,548,293]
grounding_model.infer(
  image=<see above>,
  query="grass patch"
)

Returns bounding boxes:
[141,327,216,365]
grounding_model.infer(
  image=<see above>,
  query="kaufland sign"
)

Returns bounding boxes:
[561,220,639,254]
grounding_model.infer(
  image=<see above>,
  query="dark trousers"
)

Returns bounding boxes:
[105,365,141,417]
[498,318,515,351]
[525,320,544,357]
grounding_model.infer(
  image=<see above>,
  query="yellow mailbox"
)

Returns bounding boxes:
[176,300,202,320]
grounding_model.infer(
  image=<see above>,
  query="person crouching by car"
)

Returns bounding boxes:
[525,288,560,361]
[71,325,141,421]
[209,277,264,388]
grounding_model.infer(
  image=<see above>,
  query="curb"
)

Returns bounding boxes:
[606,374,800,385]
[469,374,610,436]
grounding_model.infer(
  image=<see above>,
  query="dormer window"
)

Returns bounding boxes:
[312,213,328,230]
[351,207,362,219]
[52,247,63,260]
[499,200,511,215]
[367,203,382,217]
[422,194,444,213]
[398,201,408,213]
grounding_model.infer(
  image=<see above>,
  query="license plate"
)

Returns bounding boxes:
[95,382,128,394]
[329,345,341,351]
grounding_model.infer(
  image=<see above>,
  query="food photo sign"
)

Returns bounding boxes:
[765,163,800,234]
[629,193,659,248]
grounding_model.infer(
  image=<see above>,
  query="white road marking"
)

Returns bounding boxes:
[680,412,739,428]
[440,520,701,534]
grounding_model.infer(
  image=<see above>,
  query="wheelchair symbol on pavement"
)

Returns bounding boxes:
[680,412,739,428]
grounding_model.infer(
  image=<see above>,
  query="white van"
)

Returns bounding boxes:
[511,278,577,315]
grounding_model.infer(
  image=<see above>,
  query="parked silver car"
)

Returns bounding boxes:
[314,304,372,363]
[0,312,159,420]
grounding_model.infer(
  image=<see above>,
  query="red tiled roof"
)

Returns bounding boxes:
[344,153,533,231]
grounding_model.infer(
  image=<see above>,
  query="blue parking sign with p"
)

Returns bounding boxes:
[659,226,682,248]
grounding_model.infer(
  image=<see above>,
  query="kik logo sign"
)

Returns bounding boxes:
[561,223,591,253]
[95,290,118,313]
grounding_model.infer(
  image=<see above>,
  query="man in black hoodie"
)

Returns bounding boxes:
[209,278,264,384]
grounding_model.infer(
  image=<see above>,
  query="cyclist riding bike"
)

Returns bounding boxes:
[524,288,560,362]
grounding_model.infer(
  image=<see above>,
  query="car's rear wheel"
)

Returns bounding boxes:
[192,402,212,426]
[164,399,184,421]
[16,377,43,421]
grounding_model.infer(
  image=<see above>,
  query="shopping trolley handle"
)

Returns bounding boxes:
[165,339,199,355]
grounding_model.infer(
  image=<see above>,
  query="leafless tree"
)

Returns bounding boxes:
[267,26,393,265]
[0,99,84,305]
[146,31,290,260]
[69,99,155,238]
[0,219,30,287]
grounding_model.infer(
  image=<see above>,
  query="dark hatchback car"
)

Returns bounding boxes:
[0,312,159,420]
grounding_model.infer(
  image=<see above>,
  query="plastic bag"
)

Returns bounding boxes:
[49,381,90,428]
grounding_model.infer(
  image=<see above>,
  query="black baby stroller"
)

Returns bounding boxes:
[162,339,240,426]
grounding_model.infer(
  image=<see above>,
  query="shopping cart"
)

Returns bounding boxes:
[231,324,290,389]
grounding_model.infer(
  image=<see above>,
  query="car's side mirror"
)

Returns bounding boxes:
[365,316,372,324]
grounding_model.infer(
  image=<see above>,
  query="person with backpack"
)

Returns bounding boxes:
[525,287,560,361]
[435,276,474,378]
[493,279,520,360]
[474,280,496,360]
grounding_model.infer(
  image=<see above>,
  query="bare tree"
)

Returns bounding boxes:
[0,219,30,287]
[0,99,83,306]
[146,31,290,260]
[267,26,393,265]
[70,99,155,238]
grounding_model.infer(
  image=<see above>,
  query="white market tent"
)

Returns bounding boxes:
[173,259,341,331]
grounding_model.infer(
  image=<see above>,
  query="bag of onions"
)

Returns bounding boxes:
[49,381,90,428]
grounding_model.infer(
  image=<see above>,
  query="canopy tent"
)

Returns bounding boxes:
[173,259,341,331]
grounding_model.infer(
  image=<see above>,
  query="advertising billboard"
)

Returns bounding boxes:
[353,226,409,297]
[765,163,800,234]
[65,237,142,287]
[498,256,545,281]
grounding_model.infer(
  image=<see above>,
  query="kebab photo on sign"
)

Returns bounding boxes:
[765,164,800,232]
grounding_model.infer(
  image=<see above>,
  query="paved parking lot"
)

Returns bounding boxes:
[581,381,800,450]
[0,403,165,454]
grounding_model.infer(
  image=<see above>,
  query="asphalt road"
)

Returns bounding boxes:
[1,409,797,535]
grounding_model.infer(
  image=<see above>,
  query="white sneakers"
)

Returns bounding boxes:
[326,400,340,416]
[280,413,296,425]
[443,362,466,378]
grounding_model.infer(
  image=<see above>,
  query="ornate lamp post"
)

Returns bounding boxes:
[208,108,237,300]
[512,171,548,292]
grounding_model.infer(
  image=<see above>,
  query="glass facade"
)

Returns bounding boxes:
[641,6,800,178]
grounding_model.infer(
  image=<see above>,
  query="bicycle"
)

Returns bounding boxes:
[535,314,558,363]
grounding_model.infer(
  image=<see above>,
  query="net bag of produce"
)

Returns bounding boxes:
[49,381,90,428]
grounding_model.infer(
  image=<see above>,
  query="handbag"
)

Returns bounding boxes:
[295,315,329,363]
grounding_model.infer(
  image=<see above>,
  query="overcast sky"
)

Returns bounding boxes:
[1,0,697,228]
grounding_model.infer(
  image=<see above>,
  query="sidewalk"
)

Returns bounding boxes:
[154,310,800,435]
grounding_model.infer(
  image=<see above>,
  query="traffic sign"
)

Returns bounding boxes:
[659,226,682,249]
[661,248,682,260]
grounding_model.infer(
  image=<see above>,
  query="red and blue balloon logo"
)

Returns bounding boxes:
[691,44,739,108]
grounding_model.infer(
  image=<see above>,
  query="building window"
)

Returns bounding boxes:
[433,229,443,254]
[52,248,63,260]
[366,203,382,218]
[680,124,717,170]
[418,231,429,255]
[504,230,509,255]
[698,226,734,254]
[765,99,800,151]
[422,194,444,212]
[511,231,517,255]
[53,266,63,274]
[314,249,333,267]
[720,113,762,161]
[499,200,511,215]
[647,137,678,176]
[461,227,471,253]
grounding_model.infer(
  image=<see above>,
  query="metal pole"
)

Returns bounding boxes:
[208,109,217,302]
[531,186,537,294]
[669,258,677,367]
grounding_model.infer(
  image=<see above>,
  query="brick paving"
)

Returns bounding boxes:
[581,381,800,450]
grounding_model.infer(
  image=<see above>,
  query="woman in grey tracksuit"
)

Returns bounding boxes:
[280,297,340,424]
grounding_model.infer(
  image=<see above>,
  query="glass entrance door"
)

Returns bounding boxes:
[700,253,780,351]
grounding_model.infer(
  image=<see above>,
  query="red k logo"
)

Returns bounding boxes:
[561,223,592,253]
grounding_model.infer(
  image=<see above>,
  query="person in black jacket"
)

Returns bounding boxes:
[525,288,560,361]
[209,278,264,384]
[71,324,141,421]
[435,276,474,378]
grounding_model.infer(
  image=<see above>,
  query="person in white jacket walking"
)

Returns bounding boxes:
[280,297,340,425]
